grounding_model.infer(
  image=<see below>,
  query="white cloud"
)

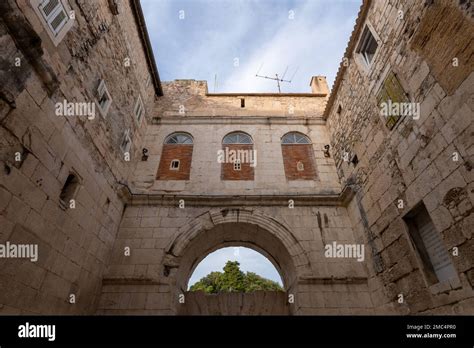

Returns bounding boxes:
[220,1,359,92]
[142,0,361,93]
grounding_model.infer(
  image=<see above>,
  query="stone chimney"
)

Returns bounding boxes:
[310,76,329,95]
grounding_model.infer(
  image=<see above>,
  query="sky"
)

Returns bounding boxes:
[188,247,283,288]
[141,0,362,93]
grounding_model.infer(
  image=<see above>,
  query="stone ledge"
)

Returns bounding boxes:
[102,278,164,286]
[152,115,326,125]
[116,185,355,207]
[299,276,368,285]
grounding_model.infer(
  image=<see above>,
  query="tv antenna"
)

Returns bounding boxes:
[214,73,218,93]
[255,63,299,93]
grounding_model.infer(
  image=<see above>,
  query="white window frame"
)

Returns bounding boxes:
[96,79,113,117]
[31,0,74,46]
[170,160,180,170]
[120,129,132,154]
[134,95,145,124]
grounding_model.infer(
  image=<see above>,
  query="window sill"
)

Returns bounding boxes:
[429,277,462,295]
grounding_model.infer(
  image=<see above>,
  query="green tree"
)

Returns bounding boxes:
[189,261,283,293]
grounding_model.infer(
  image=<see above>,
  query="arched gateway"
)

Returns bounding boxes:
[162,208,312,315]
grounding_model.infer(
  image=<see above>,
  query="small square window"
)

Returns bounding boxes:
[96,80,113,117]
[170,160,180,170]
[134,95,145,123]
[296,161,304,171]
[233,160,241,171]
[357,26,378,66]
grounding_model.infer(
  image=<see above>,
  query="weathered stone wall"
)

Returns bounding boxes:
[98,205,374,315]
[153,79,328,118]
[0,0,157,314]
[325,0,473,314]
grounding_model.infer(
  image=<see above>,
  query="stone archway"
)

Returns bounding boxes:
[161,208,311,315]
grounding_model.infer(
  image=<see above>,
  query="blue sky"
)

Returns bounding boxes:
[142,0,361,93]
[188,247,283,288]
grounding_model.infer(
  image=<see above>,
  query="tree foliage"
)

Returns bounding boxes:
[189,261,283,293]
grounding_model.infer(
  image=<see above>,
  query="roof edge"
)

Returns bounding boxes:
[131,0,163,96]
[322,0,372,119]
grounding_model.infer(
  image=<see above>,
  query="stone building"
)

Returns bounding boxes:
[0,0,472,315]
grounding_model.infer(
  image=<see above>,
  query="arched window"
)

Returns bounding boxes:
[222,132,253,144]
[281,132,317,180]
[221,132,255,181]
[281,132,311,144]
[165,133,193,144]
[157,132,194,180]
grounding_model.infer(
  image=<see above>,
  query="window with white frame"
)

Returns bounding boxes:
[356,26,378,66]
[120,129,132,154]
[31,0,74,46]
[233,159,241,171]
[96,80,112,117]
[134,95,145,123]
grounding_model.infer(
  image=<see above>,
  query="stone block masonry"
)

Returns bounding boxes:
[0,0,159,314]
[1,0,472,316]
